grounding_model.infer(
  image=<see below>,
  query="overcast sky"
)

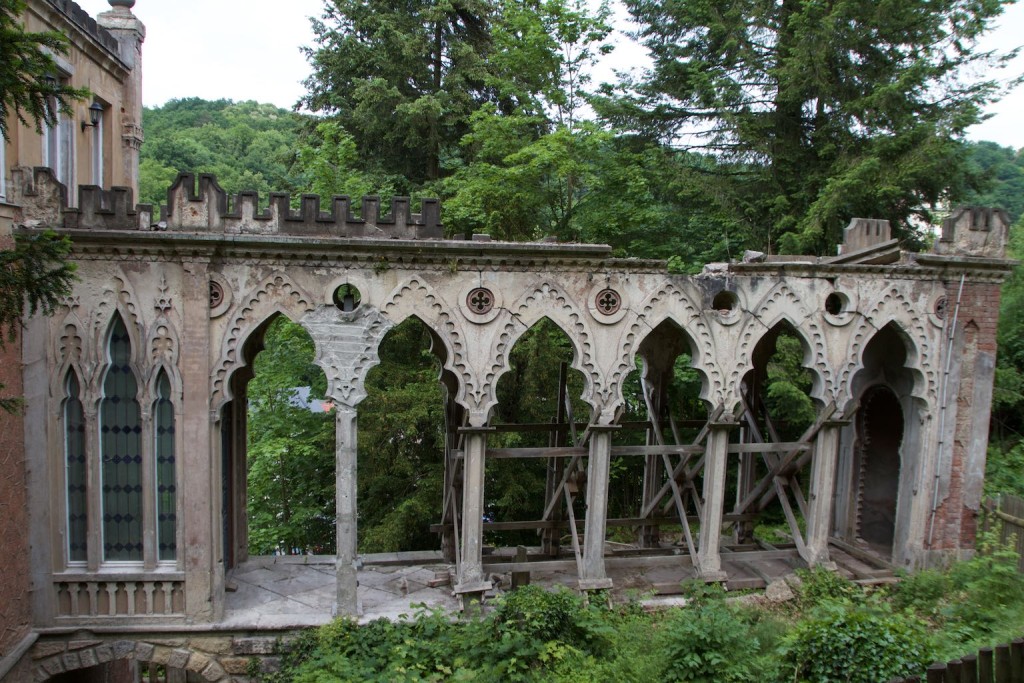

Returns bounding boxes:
[76,0,1024,149]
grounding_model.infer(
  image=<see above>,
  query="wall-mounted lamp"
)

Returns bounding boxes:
[81,102,103,131]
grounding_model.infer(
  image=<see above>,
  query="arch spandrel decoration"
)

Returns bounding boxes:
[620,279,721,413]
[300,305,395,409]
[210,272,317,412]
[51,309,86,401]
[484,280,601,424]
[730,282,832,408]
[838,287,939,408]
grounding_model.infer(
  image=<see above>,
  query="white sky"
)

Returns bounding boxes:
[76,0,1024,149]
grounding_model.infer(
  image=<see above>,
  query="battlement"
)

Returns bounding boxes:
[8,168,444,240]
[935,206,1011,258]
[5,168,1014,259]
[164,173,442,239]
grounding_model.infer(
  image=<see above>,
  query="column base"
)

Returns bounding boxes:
[577,577,613,591]
[698,569,728,583]
[453,579,493,595]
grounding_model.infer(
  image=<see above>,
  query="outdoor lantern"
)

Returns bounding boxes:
[82,102,103,131]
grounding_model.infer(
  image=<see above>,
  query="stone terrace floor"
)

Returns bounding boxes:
[222,540,896,629]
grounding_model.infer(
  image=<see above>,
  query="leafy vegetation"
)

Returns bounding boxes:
[138,98,306,205]
[251,550,1024,682]
[0,0,89,141]
[1,1,79,412]
[597,0,1019,254]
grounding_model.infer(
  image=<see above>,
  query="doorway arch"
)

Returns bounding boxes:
[856,385,904,553]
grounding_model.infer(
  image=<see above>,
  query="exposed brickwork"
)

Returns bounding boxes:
[0,226,32,675]
[929,281,1003,551]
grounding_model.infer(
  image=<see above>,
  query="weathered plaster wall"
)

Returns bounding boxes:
[0,203,34,682]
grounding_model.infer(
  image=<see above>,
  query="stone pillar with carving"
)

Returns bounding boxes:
[97,0,145,199]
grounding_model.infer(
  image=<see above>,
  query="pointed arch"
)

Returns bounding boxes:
[62,368,88,564]
[99,313,144,562]
[732,283,830,406]
[839,287,937,407]
[153,368,178,562]
[211,272,317,413]
[381,276,476,420]
[484,281,599,424]
[624,280,721,410]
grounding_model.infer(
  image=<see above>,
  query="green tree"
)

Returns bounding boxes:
[1,0,80,412]
[964,142,1024,223]
[600,0,1020,253]
[301,0,497,185]
[0,0,89,141]
[246,317,336,555]
[0,232,75,412]
[138,99,306,205]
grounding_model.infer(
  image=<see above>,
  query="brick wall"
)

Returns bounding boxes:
[929,281,1003,551]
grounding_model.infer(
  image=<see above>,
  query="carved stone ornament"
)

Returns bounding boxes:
[208,273,233,318]
[595,289,621,315]
[466,288,495,315]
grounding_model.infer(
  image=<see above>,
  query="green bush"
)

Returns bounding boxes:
[794,567,861,608]
[658,599,761,682]
[780,601,935,683]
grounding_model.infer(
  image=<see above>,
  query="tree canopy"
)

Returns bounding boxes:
[0,0,89,142]
[1,0,79,412]
[597,0,1021,253]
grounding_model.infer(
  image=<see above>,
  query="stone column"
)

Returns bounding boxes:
[455,427,493,597]
[579,425,616,590]
[804,422,842,568]
[697,418,732,581]
[335,405,359,615]
[180,260,215,621]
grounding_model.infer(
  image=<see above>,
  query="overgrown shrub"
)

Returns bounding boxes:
[795,566,861,607]
[658,597,761,682]
[780,601,935,683]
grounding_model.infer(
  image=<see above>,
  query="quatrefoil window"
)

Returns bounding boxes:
[467,287,495,315]
[595,288,622,315]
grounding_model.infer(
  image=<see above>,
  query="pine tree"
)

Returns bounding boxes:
[600,0,1021,253]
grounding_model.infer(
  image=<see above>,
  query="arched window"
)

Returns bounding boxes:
[100,316,142,561]
[64,371,87,563]
[154,370,177,561]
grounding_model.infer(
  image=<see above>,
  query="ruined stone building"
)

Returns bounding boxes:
[0,2,1017,682]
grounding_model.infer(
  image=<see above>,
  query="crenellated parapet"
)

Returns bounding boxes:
[935,206,1011,259]
[164,173,443,238]
[6,168,444,239]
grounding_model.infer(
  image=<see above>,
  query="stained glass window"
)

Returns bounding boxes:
[155,370,177,561]
[100,316,143,561]
[64,372,87,563]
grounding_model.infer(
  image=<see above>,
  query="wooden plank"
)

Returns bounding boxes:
[611,444,706,457]
[828,537,897,572]
[482,552,696,574]
[727,442,812,454]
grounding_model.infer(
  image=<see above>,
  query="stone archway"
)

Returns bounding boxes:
[856,385,905,554]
